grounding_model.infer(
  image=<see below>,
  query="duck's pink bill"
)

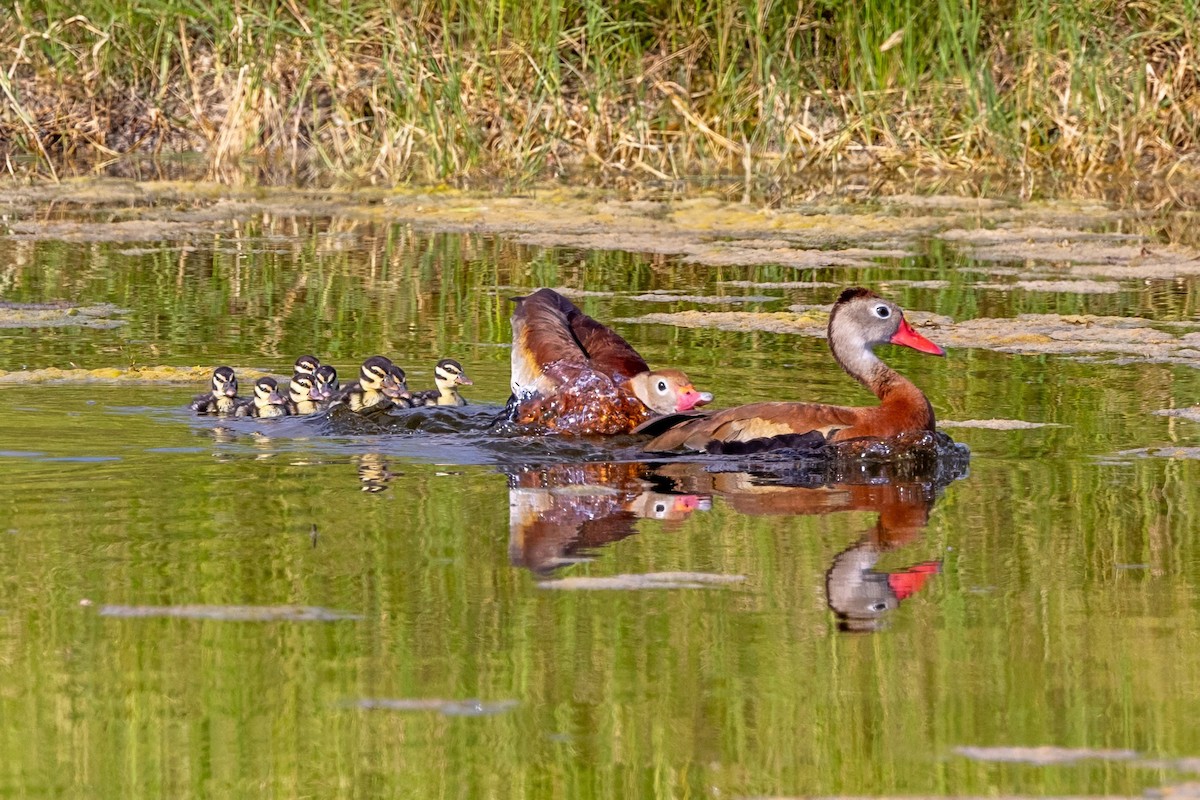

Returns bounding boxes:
[675,390,713,412]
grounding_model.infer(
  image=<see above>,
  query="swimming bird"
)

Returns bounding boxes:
[285,373,321,415]
[293,354,321,378]
[507,288,712,435]
[311,365,339,410]
[235,376,290,418]
[410,358,473,407]
[383,364,414,407]
[643,288,944,452]
[190,366,240,415]
[335,356,401,412]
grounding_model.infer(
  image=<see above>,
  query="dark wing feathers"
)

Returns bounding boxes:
[511,289,649,387]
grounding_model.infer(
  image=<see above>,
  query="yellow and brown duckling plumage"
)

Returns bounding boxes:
[285,373,321,415]
[335,356,402,412]
[293,354,321,378]
[311,365,339,410]
[235,376,291,418]
[191,366,241,415]
[383,363,415,408]
[410,358,473,407]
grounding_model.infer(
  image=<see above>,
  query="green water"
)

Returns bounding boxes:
[1,208,1200,799]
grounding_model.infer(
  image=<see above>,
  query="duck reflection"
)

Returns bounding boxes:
[507,462,709,574]
[507,458,957,632]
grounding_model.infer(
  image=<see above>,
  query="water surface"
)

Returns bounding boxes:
[1,189,1199,798]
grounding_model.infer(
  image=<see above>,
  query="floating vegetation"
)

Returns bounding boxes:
[629,309,1200,368]
[0,365,271,384]
[939,419,1061,430]
[349,698,519,717]
[98,604,363,621]
[954,745,1138,765]
[538,572,746,591]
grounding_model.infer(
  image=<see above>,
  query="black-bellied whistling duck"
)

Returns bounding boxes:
[285,373,320,415]
[293,354,321,378]
[334,356,401,412]
[383,364,414,407]
[311,365,339,410]
[508,288,712,435]
[410,358,472,407]
[235,376,290,418]
[643,287,944,452]
[191,366,240,415]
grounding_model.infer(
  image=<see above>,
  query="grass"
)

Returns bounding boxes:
[1,0,1199,186]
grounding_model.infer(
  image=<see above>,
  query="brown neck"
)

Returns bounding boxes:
[830,339,935,430]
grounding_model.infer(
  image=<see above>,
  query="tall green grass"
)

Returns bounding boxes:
[2,0,1198,184]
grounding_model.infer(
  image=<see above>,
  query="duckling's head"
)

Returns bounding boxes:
[629,369,713,415]
[359,356,394,390]
[383,364,412,400]
[288,373,316,403]
[212,366,238,398]
[254,377,287,407]
[293,355,321,377]
[435,358,473,388]
[313,365,339,401]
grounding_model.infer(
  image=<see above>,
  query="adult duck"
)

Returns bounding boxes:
[508,288,712,435]
[643,288,944,452]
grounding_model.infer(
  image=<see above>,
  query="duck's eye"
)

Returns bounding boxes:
[874,305,891,319]
[870,601,888,612]
[654,502,667,514]
[656,380,668,393]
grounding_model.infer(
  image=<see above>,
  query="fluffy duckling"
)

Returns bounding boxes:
[336,356,401,412]
[285,373,321,415]
[293,354,321,377]
[191,366,241,415]
[235,376,290,418]
[383,363,414,408]
[410,358,473,407]
[311,365,339,410]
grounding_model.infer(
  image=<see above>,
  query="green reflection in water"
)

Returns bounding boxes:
[0,216,1198,798]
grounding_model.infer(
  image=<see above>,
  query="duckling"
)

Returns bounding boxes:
[311,365,339,410]
[293,354,321,377]
[409,358,473,407]
[235,376,291,418]
[191,366,241,415]
[383,363,415,408]
[335,356,401,412]
[285,373,320,415]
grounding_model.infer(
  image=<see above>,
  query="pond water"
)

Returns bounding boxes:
[1,185,1199,798]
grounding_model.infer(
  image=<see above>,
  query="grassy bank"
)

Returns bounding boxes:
[2,0,1198,186]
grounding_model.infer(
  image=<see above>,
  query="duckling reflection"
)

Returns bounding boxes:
[355,452,395,493]
[507,461,708,575]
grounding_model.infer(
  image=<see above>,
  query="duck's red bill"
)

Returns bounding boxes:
[890,318,945,355]
[887,561,941,600]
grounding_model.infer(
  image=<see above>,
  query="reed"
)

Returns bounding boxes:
[2,0,1197,185]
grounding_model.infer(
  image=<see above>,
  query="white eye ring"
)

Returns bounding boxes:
[656,380,667,392]
[654,503,667,514]
[874,305,891,319]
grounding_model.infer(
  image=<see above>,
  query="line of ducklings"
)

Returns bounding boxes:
[190,354,472,418]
